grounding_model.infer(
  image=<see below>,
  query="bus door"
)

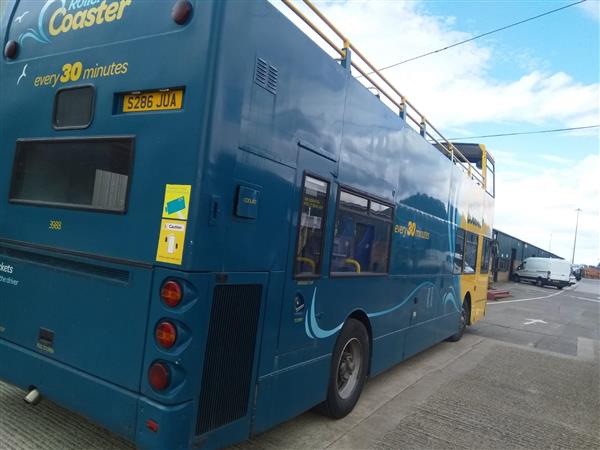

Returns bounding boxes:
[278,146,337,355]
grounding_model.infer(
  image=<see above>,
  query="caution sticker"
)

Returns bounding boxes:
[156,219,187,265]
[162,185,191,220]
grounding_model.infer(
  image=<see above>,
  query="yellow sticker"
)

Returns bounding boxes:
[162,185,191,220]
[156,219,187,265]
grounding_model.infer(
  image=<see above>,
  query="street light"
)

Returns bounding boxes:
[571,208,582,265]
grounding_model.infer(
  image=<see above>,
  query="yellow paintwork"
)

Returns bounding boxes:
[458,144,492,325]
[460,233,490,325]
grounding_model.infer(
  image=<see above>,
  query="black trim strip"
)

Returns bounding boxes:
[0,239,152,270]
[0,246,130,283]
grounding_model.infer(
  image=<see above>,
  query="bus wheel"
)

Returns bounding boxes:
[536,278,544,287]
[320,319,369,419]
[448,299,469,342]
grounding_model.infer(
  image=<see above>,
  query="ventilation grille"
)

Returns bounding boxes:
[254,58,278,95]
[196,284,263,435]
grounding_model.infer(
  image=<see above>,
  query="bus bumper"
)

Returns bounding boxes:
[0,338,195,450]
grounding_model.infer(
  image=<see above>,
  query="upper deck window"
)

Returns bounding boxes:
[486,158,495,197]
[9,137,134,213]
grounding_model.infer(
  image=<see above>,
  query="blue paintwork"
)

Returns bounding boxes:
[0,1,492,449]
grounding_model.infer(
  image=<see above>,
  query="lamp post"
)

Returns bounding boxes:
[571,208,582,265]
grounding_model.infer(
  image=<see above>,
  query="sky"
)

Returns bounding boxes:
[272,0,600,265]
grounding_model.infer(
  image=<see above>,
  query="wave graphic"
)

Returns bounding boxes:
[18,0,65,45]
[304,281,458,340]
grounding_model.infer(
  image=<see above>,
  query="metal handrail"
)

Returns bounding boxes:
[280,0,486,185]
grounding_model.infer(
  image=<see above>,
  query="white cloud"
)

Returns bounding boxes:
[272,1,599,131]
[579,0,600,21]
[539,154,574,164]
[495,152,600,265]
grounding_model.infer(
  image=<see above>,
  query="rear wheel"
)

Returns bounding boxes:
[448,300,468,342]
[319,319,369,419]
[536,278,544,287]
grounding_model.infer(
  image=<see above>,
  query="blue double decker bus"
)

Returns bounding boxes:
[0,1,494,449]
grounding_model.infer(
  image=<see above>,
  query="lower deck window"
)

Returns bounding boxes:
[480,237,492,273]
[464,232,479,274]
[9,137,134,213]
[295,175,329,277]
[454,229,465,274]
[331,190,392,275]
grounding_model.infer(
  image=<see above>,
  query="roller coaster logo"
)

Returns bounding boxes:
[18,0,133,46]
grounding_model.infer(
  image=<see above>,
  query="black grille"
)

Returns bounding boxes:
[196,284,263,435]
[254,57,278,95]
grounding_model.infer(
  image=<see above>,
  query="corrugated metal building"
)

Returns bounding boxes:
[491,229,563,282]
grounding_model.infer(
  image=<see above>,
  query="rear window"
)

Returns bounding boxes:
[9,138,134,213]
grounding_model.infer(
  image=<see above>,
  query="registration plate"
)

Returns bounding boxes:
[123,89,184,113]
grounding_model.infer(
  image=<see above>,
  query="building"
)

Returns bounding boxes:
[491,229,563,282]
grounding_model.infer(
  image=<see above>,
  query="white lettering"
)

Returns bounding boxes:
[0,262,14,274]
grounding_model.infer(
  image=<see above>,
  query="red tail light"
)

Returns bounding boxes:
[172,0,192,25]
[148,362,171,391]
[160,280,183,307]
[155,321,177,349]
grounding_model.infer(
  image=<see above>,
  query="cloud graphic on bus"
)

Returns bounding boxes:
[18,0,64,45]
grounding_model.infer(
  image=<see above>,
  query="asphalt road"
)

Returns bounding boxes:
[1,280,598,450]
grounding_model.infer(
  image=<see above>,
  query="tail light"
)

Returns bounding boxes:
[160,280,183,307]
[148,362,171,391]
[155,321,177,349]
[172,0,192,25]
[4,41,18,59]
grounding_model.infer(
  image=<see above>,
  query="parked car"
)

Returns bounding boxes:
[512,257,571,289]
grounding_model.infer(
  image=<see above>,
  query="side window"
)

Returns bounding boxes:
[453,229,465,274]
[331,190,392,275]
[294,175,329,277]
[480,237,491,274]
[486,158,495,197]
[464,232,478,274]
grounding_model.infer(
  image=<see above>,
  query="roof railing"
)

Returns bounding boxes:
[281,0,485,185]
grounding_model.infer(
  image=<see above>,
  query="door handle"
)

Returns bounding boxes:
[294,294,305,314]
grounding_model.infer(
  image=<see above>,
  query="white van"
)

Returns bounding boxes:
[513,257,571,289]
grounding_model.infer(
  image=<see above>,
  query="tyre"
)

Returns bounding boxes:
[319,319,370,419]
[536,278,543,287]
[557,285,563,290]
[513,274,520,283]
[448,300,468,342]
